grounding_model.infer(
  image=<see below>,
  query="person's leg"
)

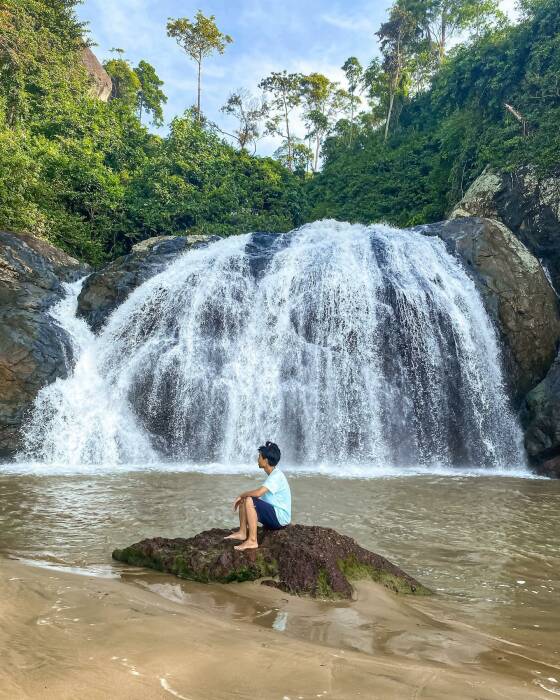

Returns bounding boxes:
[234,497,259,550]
[224,497,248,540]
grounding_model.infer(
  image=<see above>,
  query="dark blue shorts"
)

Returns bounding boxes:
[252,497,285,530]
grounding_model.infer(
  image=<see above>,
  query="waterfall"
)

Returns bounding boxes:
[22,221,525,470]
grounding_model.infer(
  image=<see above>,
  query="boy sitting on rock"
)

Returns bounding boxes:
[225,441,291,551]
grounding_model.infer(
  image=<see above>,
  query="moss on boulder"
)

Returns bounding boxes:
[113,525,431,600]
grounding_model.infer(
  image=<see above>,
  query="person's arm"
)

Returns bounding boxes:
[233,486,268,511]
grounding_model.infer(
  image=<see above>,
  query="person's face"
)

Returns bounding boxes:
[258,452,268,469]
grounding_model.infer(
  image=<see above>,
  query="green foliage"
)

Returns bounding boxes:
[307,0,560,228]
[300,73,350,171]
[135,59,167,127]
[104,54,167,127]
[104,55,141,106]
[166,10,232,64]
[0,0,90,128]
[401,0,506,62]
[166,11,232,118]
[2,0,557,264]
[341,57,363,140]
[0,0,304,264]
[124,113,307,240]
[259,71,303,171]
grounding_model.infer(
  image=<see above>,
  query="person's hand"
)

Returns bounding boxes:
[233,496,243,511]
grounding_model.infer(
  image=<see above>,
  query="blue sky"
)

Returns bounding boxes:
[77,0,517,155]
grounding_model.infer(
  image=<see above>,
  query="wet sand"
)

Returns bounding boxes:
[2,470,560,697]
[1,557,557,699]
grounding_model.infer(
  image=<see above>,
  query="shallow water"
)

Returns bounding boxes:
[1,469,559,672]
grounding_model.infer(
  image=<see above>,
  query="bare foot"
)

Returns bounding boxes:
[224,531,246,541]
[234,540,258,551]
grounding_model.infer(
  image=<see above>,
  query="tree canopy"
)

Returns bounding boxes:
[0,0,305,264]
[166,11,232,120]
[0,0,558,265]
[307,0,560,227]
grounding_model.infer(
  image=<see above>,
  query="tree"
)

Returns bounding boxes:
[259,71,302,171]
[361,57,387,127]
[300,73,350,171]
[401,0,505,63]
[274,138,313,175]
[342,57,363,138]
[308,0,560,231]
[166,11,232,121]
[104,51,141,107]
[126,112,306,238]
[219,89,268,153]
[376,5,419,140]
[135,60,167,127]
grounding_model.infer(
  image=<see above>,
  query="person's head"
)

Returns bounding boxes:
[258,441,281,470]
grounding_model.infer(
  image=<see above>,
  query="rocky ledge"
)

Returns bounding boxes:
[77,234,221,332]
[0,230,90,457]
[451,164,560,292]
[112,525,431,600]
[417,216,560,401]
[522,353,560,477]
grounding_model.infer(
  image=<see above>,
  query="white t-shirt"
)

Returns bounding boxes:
[261,467,291,526]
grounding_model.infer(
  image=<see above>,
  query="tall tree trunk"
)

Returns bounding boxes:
[385,90,395,141]
[197,53,202,121]
[314,133,321,171]
[284,98,292,170]
[439,16,447,62]
[385,30,403,141]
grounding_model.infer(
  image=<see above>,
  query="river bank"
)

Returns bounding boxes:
[2,556,557,700]
[1,470,560,697]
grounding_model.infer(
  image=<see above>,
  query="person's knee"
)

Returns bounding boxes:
[246,496,256,509]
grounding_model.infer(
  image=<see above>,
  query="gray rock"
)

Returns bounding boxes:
[521,352,560,476]
[80,47,112,102]
[0,231,90,458]
[416,217,560,402]
[451,165,560,291]
[77,234,221,332]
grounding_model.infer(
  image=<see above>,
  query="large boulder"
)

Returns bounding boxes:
[77,234,221,332]
[417,217,560,401]
[0,231,89,458]
[112,525,431,599]
[80,47,112,102]
[451,165,560,291]
[521,354,560,477]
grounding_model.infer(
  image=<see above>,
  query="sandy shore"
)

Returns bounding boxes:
[0,557,555,700]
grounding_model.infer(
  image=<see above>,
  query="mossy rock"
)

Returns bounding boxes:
[113,525,431,600]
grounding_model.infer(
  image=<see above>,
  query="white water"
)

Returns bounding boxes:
[20,221,525,472]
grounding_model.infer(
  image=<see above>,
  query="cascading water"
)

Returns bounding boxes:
[22,221,525,470]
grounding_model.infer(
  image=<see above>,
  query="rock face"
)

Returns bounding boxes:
[77,235,221,332]
[417,217,560,401]
[80,47,112,102]
[112,525,431,599]
[0,231,89,458]
[522,355,560,477]
[451,165,560,291]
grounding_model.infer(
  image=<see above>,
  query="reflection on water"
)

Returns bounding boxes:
[1,471,559,667]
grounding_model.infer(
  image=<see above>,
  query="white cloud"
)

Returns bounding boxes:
[321,12,376,34]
